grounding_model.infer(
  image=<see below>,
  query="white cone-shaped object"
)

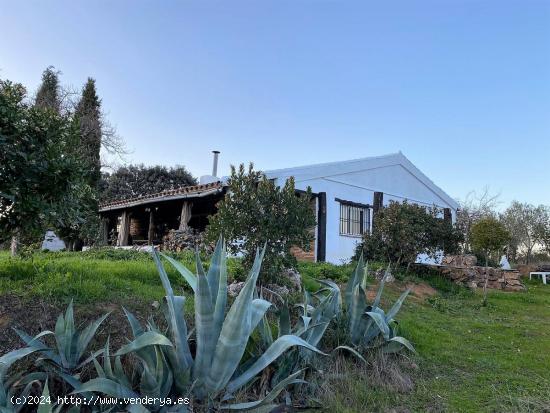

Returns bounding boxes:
[499,255,511,270]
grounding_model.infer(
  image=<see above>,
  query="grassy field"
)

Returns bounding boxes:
[0,250,549,412]
[321,278,550,412]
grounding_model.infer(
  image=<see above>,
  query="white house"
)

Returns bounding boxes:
[99,151,458,265]
[265,152,459,264]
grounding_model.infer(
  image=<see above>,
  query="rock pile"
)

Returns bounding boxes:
[440,266,524,291]
[161,229,212,253]
[442,254,477,267]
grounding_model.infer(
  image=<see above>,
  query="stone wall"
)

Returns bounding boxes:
[440,266,524,291]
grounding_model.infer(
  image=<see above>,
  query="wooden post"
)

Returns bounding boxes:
[372,192,384,229]
[316,192,326,262]
[443,208,452,224]
[179,201,193,231]
[148,209,155,245]
[117,210,131,246]
[100,217,109,245]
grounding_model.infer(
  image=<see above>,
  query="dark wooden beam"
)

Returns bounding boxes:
[117,210,131,246]
[148,209,155,245]
[443,208,452,224]
[316,192,327,262]
[372,192,384,230]
[335,198,371,210]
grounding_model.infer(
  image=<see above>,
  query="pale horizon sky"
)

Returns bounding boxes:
[1,0,549,208]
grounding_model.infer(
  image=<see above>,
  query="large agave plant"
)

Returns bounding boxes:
[345,256,415,353]
[255,280,363,390]
[14,300,109,374]
[74,239,325,412]
[0,347,45,413]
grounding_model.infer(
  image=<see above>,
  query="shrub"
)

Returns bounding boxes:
[206,163,316,284]
[356,201,462,267]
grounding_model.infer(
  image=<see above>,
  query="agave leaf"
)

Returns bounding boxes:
[212,241,228,349]
[345,254,364,311]
[72,377,138,399]
[159,253,197,292]
[204,247,265,394]
[76,312,110,362]
[76,349,104,370]
[115,331,173,356]
[122,307,144,338]
[385,288,411,322]
[36,381,53,413]
[193,256,215,385]
[102,337,113,378]
[372,264,390,309]
[249,299,272,335]
[152,250,193,371]
[0,347,37,379]
[365,311,390,340]
[54,301,74,369]
[331,346,366,363]
[349,284,367,345]
[207,237,223,304]
[382,336,416,354]
[226,335,325,394]
[222,369,307,410]
[278,300,291,337]
[259,315,273,348]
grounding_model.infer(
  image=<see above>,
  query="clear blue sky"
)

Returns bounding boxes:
[2,0,549,207]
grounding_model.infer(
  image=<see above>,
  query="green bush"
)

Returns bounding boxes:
[297,261,354,283]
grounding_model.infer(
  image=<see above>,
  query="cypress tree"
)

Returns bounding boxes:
[75,78,102,189]
[35,66,61,112]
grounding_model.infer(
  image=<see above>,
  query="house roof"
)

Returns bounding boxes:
[99,181,224,212]
[265,152,459,210]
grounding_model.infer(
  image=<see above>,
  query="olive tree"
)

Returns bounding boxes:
[470,217,510,306]
[206,163,316,283]
[357,201,462,269]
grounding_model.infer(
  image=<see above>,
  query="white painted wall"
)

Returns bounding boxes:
[269,160,458,264]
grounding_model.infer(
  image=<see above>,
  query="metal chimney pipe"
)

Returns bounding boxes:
[212,150,220,177]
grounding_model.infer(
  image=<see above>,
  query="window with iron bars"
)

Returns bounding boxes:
[339,202,371,236]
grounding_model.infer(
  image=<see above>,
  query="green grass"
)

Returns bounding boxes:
[0,249,199,307]
[1,250,549,412]
[321,279,550,412]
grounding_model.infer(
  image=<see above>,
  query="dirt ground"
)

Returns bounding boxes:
[0,294,155,355]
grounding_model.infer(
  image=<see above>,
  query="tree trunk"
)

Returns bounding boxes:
[117,210,131,246]
[148,210,155,245]
[482,254,489,307]
[179,202,193,231]
[10,230,20,256]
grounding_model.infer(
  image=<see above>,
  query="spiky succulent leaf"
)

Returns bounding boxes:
[221,369,307,411]
[385,288,411,322]
[115,331,173,356]
[382,336,416,354]
[226,335,325,394]
[202,248,264,394]
[152,250,193,371]
[159,253,197,292]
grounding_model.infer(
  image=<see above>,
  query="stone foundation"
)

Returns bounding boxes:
[440,266,524,291]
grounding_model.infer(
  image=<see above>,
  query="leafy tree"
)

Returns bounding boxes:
[0,79,90,255]
[34,66,61,112]
[470,217,510,305]
[205,163,316,283]
[357,201,462,268]
[74,78,102,189]
[499,201,545,264]
[456,188,499,253]
[534,205,550,256]
[100,164,197,202]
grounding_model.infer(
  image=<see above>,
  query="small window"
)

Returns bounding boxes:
[339,202,371,236]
